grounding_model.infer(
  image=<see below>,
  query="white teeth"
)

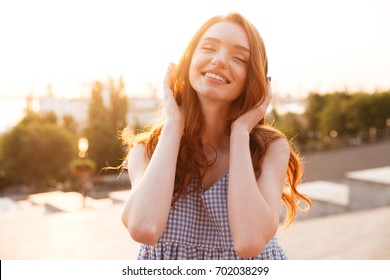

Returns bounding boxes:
[205,72,227,83]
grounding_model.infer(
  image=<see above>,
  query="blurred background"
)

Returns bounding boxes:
[0,0,389,259]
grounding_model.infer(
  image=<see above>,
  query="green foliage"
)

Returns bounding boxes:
[277,112,307,147]
[63,114,78,135]
[276,90,390,152]
[305,93,328,133]
[318,92,351,137]
[344,92,390,133]
[109,76,128,129]
[1,113,77,188]
[309,91,390,138]
[84,78,128,172]
[0,135,5,184]
[41,111,58,124]
[70,158,97,177]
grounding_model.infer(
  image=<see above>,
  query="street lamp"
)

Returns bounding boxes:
[78,137,89,158]
[73,137,94,208]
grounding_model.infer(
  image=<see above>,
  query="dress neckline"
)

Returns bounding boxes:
[201,172,229,193]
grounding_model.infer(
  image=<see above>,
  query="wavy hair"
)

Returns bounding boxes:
[121,12,310,229]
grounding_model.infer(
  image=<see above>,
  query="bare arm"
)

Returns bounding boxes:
[121,64,183,245]
[228,133,289,258]
[228,78,289,258]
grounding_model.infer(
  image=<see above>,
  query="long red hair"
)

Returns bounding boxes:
[122,12,310,229]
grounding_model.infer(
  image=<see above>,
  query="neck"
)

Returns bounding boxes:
[200,102,230,150]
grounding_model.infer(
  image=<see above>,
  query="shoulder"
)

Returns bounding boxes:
[264,137,290,163]
[268,137,290,153]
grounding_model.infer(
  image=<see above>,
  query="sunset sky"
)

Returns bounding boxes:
[0,0,389,100]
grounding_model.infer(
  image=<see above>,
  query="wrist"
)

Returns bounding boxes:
[231,121,250,136]
[163,118,184,135]
[230,124,250,142]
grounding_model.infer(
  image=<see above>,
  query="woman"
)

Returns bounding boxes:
[121,12,310,260]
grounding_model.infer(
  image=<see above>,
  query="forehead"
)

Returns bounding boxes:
[201,21,250,50]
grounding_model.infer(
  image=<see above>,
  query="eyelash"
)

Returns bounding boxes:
[233,57,247,64]
[201,46,248,63]
[202,46,215,51]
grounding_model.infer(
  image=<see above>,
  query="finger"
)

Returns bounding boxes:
[266,76,272,98]
[163,64,174,93]
[266,76,271,88]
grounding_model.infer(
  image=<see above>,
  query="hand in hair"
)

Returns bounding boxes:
[163,63,184,129]
[231,77,272,133]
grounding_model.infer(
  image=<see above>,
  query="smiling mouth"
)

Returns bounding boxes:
[202,72,230,84]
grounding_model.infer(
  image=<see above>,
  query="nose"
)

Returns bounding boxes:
[211,51,228,68]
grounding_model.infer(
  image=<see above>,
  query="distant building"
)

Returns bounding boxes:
[38,94,161,129]
[126,97,160,128]
[272,94,306,115]
[38,95,89,125]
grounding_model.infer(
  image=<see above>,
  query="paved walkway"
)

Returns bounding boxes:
[278,206,390,259]
[1,199,389,259]
[302,141,390,182]
[0,203,138,259]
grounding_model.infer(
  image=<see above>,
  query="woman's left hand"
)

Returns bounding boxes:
[232,77,272,133]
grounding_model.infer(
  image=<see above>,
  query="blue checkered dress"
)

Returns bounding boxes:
[137,173,287,260]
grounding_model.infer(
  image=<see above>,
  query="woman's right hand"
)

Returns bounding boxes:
[163,63,184,129]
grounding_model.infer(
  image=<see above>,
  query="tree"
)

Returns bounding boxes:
[84,79,128,172]
[109,76,128,129]
[63,114,78,135]
[0,134,6,189]
[344,91,390,134]
[109,76,128,168]
[1,112,77,191]
[305,93,329,134]
[84,81,111,172]
[272,110,308,152]
[41,111,58,124]
[318,93,350,137]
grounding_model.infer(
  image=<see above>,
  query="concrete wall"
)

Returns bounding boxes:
[288,177,390,221]
[342,178,390,211]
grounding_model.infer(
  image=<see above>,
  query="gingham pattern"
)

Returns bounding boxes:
[138,173,287,260]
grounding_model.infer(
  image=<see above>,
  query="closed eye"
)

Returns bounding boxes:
[233,56,248,64]
[201,45,216,52]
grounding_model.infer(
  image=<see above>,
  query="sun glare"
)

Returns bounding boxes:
[0,0,389,100]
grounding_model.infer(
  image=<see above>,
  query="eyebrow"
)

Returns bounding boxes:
[201,37,251,54]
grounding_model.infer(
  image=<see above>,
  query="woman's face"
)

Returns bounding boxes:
[189,21,250,104]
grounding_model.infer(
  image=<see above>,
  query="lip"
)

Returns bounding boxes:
[201,69,231,84]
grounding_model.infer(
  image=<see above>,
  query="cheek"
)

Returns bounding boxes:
[235,69,248,91]
[188,58,201,89]
[188,65,197,89]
